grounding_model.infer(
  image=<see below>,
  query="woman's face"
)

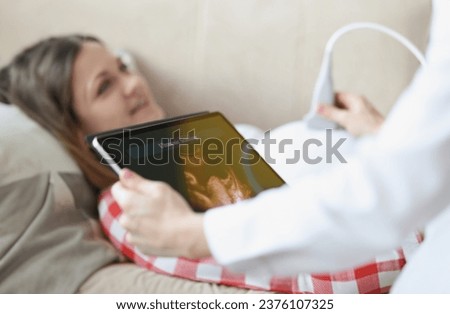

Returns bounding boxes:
[72,42,165,134]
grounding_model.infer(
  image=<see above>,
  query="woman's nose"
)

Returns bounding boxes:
[121,74,140,97]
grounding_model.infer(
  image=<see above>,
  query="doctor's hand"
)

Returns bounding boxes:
[111,169,211,259]
[317,92,384,136]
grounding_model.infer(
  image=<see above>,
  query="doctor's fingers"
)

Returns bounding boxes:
[118,168,164,195]
[119,210,159,235]
[317,104,349,126]
[111,182,135,213]
[123,220,155,243]
[123,220,177,256]
[117,169,175,202]
[335,92,366,110]
[111,182,155,215]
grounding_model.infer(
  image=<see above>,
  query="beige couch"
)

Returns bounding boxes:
[0,0,431,129]
[0,0,431,293]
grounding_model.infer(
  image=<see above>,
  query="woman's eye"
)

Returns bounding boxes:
[119,62,128,72]
[97,80,111,96]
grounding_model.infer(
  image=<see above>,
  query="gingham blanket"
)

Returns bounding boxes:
[99,189,422,293]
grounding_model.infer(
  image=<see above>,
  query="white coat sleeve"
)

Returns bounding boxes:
[203,0,450,276]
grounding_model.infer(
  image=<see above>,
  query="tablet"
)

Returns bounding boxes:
[88,111,285,212]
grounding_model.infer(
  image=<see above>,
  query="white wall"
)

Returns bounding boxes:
[0,0,431,129]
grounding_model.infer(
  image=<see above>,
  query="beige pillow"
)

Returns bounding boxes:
[0,104,120,293]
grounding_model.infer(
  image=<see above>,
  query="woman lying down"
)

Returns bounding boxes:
[0,34,420,293]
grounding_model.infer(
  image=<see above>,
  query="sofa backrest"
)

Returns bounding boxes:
[0,0,431,129]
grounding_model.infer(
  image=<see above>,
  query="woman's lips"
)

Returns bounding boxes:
[129,99,148,115]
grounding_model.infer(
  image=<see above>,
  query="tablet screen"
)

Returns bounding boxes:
[92,112,285,212]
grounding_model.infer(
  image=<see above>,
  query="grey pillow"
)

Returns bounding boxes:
[0,104,120,293]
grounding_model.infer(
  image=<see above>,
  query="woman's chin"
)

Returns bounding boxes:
[131,113,160,125]
[134,106,165,124]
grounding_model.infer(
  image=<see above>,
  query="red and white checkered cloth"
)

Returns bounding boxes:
[99,189,422,294]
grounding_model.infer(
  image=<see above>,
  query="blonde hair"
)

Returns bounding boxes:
[0,35,116,190]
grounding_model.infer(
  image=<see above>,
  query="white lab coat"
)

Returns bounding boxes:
[204,0,450,293]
